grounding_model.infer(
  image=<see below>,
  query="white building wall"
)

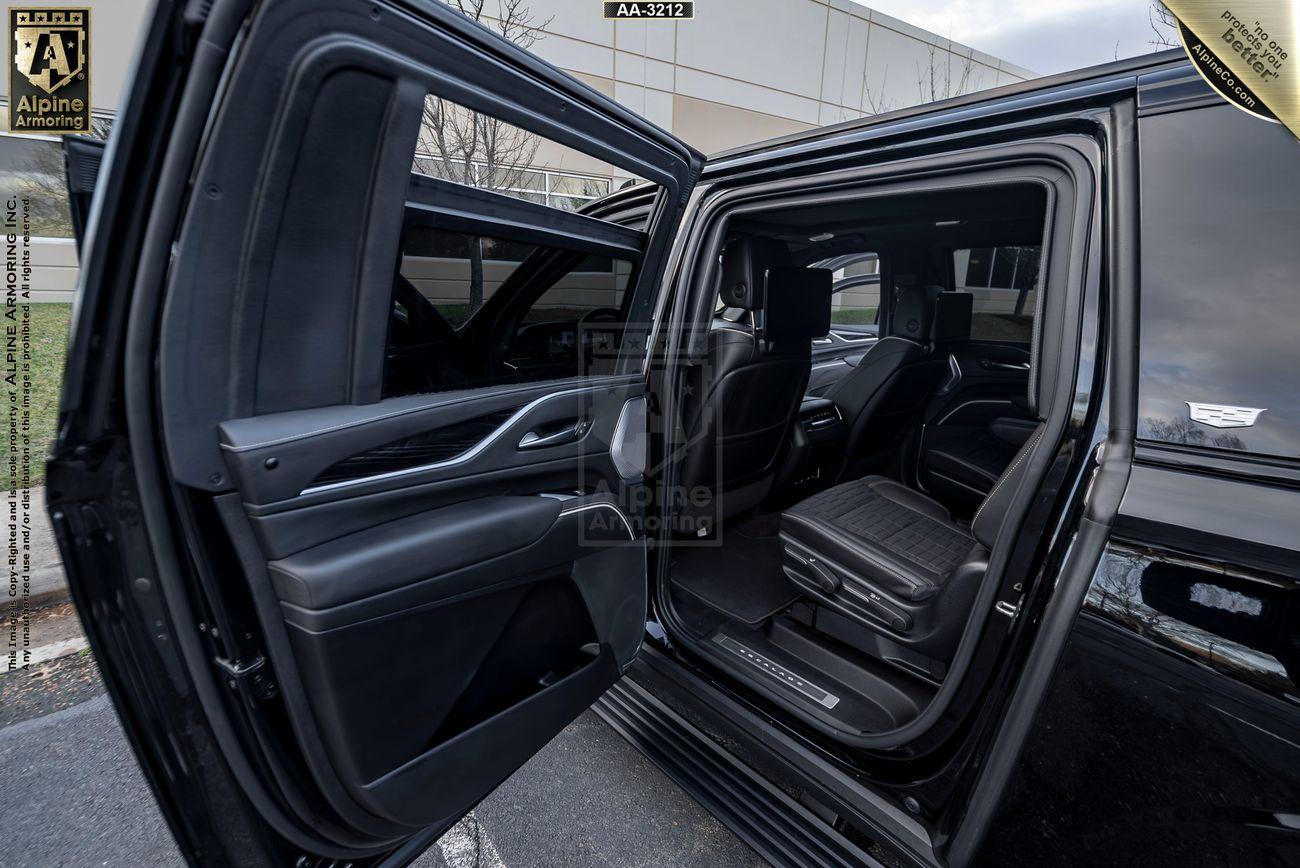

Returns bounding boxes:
[29,239,79,303]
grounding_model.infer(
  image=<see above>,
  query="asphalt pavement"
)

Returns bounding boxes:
[0,647,765,867]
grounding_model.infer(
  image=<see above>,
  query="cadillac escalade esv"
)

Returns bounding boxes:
[48,0,1300,865]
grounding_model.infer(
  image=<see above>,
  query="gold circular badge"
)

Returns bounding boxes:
[1179,19,1280,123]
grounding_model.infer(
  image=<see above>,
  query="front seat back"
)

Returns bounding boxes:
[678,240,832,528]
[827,285,968,478]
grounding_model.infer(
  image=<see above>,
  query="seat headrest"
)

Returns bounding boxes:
[763,267,832,344]
[933,292,973,343]
[718,237,785,310]
[890,285,942,341]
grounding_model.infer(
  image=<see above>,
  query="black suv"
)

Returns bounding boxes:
[49,2,1300,866]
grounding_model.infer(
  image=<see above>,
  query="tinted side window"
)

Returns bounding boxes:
[389,225,633,397]
[830,253,880,327]
[1138,104,1300,460]
[401,227,534,328]
[383,87,653,399]
[953,245,1040,343]
[810,252,880,329]
[519,256,630,323]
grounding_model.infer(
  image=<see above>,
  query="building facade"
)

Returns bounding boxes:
[0,0,1035,302]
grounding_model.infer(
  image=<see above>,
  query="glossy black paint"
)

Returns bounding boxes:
[983,542,1300,866]
[54,7,1300,862]
[1135,102,1300,460]
[938,83,1300,864]
[45,0,300,862]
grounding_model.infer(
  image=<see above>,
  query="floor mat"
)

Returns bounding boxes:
[734,512,782,539]
[670,522,800,626]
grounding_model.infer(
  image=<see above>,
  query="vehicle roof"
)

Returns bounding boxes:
[707,49,1190,164]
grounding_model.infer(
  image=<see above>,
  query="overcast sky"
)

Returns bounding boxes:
[863,0,1179,75]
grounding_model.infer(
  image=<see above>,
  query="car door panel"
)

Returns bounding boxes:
[273,551,624,829]
[219,478,633,831]
[267,495,570,610]
[918,342,1034,511]
[50,0,700,860]
[207,372,650,838]
[807,341,876,395]
[262,493,639,627]
[219,378,641,509]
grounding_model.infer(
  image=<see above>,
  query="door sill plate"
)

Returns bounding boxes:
[711,633,840,709]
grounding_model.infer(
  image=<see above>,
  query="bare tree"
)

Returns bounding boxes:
[915,43,975,103]
[1149,1,1179,50]
[416,0,553,313]
[862,45,978,117]
[1141,416,1246,451]
[862,67,895,115]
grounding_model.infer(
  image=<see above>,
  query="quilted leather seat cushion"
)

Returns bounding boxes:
[781,476,973,601]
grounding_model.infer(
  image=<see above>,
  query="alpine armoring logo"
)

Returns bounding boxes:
[8,8,90,133]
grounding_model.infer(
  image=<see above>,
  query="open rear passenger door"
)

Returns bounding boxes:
[49,0,702,864]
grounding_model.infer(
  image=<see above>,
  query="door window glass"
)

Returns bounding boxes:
[389,225,633,397]
[814,253,880,329]
[0,133,75,238]
[412,94,622,209]
[385,88,658,398]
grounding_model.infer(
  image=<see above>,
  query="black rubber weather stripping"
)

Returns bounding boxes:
[594,678,881,868]
[310,406,521,486]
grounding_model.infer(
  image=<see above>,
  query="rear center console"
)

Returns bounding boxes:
[775,397,847,494]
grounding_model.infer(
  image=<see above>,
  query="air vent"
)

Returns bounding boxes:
[800,404,842,430]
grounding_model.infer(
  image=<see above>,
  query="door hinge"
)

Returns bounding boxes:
[994,599,1020,619]
[214,654,278,700]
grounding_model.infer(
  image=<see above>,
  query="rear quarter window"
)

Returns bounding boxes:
[1137,104,1300,460]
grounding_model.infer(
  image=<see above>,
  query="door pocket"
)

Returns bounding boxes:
[360,646,618,826]
[287,576,613,826]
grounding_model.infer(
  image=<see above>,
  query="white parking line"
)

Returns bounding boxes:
[436,812,506,868]
[2,637,89,673]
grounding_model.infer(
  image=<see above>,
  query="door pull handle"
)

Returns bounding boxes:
[518,418,591,449]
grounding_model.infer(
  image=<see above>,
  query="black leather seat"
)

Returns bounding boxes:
[677,239,833,529]
[780,419,1043,665]
[826,287,970,479]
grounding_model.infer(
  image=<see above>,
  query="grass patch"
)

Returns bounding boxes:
[432,302,474,327]
[2,303,71,488]
[971,313,1034,344]
[830,307,878,325]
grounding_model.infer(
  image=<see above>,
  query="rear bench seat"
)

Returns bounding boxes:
[780,425,1043,666]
